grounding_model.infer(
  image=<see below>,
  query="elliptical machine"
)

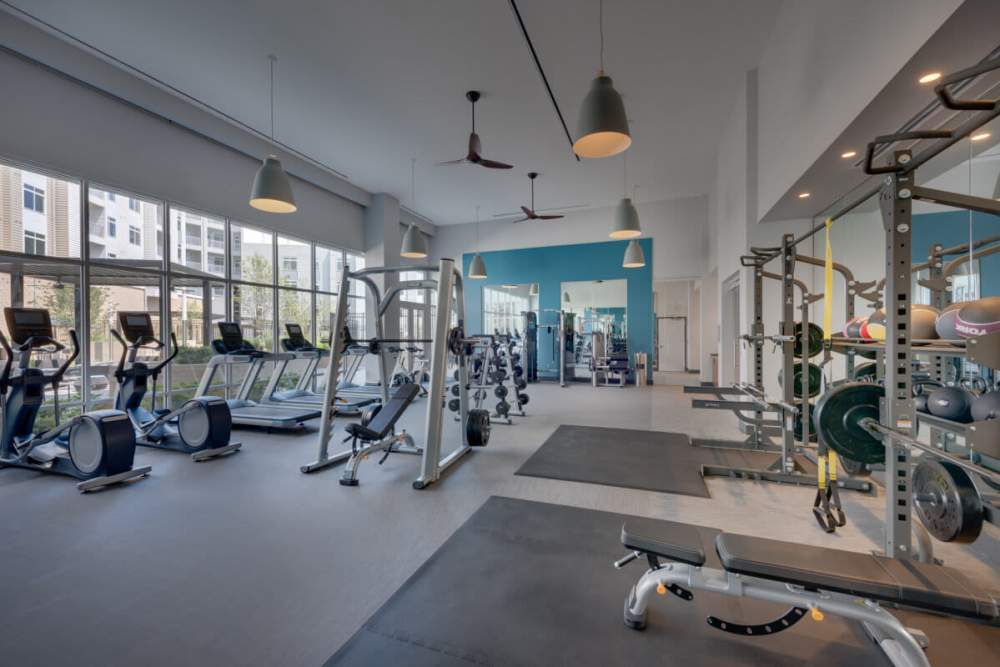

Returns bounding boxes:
[112,312,241,461]
[0,307,150,492]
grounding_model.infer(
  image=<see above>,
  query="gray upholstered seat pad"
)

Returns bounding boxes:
[621,518,707,566]
[715,532,999,620]
[346,383,419,440]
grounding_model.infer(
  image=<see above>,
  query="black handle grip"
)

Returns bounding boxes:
[934,58,1000,111]
[864,130,952,175]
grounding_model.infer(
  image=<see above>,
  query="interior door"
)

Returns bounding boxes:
[657,317,686,371]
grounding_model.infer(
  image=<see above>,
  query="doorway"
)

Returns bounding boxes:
[720,273,740,386]
[656,316,687,371]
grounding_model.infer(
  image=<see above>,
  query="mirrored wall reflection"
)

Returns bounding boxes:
[560,279,627,381]
[482,283,538,337]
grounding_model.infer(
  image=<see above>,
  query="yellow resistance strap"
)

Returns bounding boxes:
[823,218,833,341]
[828,450,838,482]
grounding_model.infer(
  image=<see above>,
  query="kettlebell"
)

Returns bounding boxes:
[912,379,943,414]
[926,386,974,423]
[971,389,1000,422]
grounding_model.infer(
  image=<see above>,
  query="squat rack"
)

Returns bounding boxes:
[753,56,1000,559]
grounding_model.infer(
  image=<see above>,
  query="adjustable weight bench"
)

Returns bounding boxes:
[616,520,999,667]
[339,383,422,486]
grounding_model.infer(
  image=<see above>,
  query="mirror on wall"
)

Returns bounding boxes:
[560,279,627,382]
[482,283,538,337]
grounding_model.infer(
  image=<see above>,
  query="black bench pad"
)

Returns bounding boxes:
[716,533,1000,621]
[621,519,707,566]
[345,383,419,441]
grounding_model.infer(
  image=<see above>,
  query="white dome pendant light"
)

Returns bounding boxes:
[250,55,297,214]
[573,0,631,158]
[622,239,645,268]
[400,158,428,258]
[610,153,640,239]
[468,206,488,279]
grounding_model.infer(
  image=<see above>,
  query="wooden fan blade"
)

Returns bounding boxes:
[537,215,565,220]
[511,216,531,223]
[435,158,468,166]
[478,158,513,169]
[520,206,534,216]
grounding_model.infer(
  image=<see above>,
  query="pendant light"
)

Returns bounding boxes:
[622,239,646,268]
[610,153,640,239]
[563,291,571,303]
[529,283,538,296]
[573,0,631,158]
[250,55,297,214]
[469,206,488,279]
[400,158,429,258]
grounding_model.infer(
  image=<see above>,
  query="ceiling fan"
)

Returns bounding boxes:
[513,172,564,223]
[436,91,512,170]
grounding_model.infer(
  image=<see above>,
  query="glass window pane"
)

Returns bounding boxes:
[232,283,274,351]
[0,162,81,259]
[277,235,311,289]
[168,281,226,408]
[400,270,426,303]
[231,223,274,284]
[88,185,162,264]
[314,244,342,293]
[169,206,226,277]
[314,292,339,349]
[346,295,366,339]
[346,252,366,297]
[88,272,161,411]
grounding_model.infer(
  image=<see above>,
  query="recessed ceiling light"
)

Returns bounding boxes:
[918,72,942,84]
[797,192,811,199]
[971,132,991,142]
[841,150,857,159]
[501,284,517,289]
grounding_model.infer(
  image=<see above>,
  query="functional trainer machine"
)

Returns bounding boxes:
[196,322,322,429]
[301,258,491,488]
[0,307,150,492]
[112,312,241,462]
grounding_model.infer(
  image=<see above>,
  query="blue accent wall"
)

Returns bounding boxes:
[911,211,1000,296]
[462,239,654,381]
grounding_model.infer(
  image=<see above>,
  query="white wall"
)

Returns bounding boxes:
[431,195,708,282]
[654,279,700,370]
[755,0,963,221]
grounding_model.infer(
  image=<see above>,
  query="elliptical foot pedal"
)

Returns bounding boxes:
[339,478,359,486]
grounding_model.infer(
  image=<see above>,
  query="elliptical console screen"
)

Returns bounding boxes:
[4,307,53,344]
[118,312,155,341]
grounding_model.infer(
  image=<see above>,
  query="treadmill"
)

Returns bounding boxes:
[195,322,321,429]
[262,323,376,416]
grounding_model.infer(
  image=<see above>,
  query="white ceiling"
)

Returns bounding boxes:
[7,0,781,225]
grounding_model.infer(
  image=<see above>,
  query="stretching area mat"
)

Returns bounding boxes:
[326,496,997,666]
[514,424,801,497]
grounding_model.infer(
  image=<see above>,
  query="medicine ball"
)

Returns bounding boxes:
[935,303,963,342]
[971,390,1000,422]
[859,310,885,341]
[842,316,865,339]
[926,386,974,423]
[955,296,1000,339]
[911,304,940,341]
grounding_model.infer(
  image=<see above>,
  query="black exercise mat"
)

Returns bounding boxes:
[514,424,792,497]
[326,497,998,666]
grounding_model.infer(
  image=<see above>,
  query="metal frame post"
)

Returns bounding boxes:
[780,234,796,470]
[880,153,914,559]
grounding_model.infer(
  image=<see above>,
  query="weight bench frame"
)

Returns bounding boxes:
[618,523,997,667]
[339,383,422,486]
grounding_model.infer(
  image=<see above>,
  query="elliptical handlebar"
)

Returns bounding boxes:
[112,328,180,377]
[152,333,180,375]
[0,329,12,392]
[52,330,80,385]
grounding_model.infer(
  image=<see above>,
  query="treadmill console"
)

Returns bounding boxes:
[4,307,54,346]
[118,312,156,343]
[215,322,253,353]
[282,323,315,352]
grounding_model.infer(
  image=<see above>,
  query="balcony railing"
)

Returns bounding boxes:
[185,234,202,247]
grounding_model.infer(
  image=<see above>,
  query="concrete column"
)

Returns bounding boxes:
[363,193,402,378]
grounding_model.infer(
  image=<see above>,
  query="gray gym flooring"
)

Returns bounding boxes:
[1,381,998,666]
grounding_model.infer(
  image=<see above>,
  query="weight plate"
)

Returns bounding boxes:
[912,459,983,543]
[518,393,530,406]
[361,404,382,427]
[852,362,877,382]
[447,398,461,413]
[793,322,824,359]
[838,455,868,477]
[466,409,491,447]
[515,378,528,391]
[778,363,822,399]
[793,404,816,442]
[494,384,509,399]
[451,383,461,397]
[495,401,509,417]
[813,382,884,465]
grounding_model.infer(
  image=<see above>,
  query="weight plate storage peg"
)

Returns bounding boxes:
[813,382,885,465]
[912,459,983,543]
[793,322,824,359]
[466,409,491,447]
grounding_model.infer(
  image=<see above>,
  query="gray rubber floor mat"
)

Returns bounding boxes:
[514,424,794,497]
[325,497,998,666]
